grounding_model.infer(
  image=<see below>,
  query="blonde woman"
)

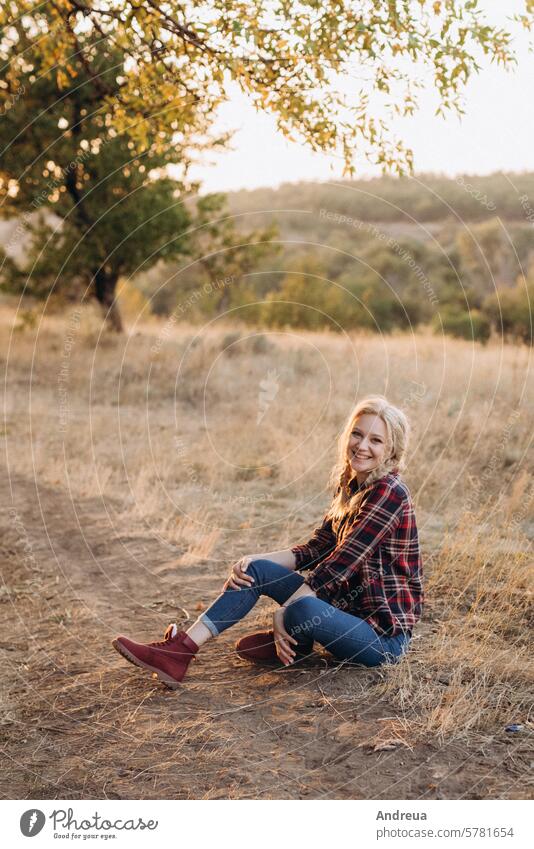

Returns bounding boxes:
[112,395,424,688]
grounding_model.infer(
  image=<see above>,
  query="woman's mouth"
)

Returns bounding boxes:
[351,450,371,461]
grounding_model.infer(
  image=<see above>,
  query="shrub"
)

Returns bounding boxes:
[483,280,533,344]
[433,307,491,343]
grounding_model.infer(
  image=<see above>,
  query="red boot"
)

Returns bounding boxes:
[112,623,198,689]
[235,630,311,665]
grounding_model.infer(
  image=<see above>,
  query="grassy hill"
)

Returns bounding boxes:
[3,172,534,343]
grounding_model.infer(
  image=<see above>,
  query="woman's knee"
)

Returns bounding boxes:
[283,596,321,637]
[247,558,287,589]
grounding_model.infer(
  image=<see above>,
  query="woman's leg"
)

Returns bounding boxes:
[186,559,306,645]
[283,596,409,667]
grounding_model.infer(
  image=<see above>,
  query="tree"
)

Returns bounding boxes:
[0,36,217,330]
[455,220,519,306]
[0,35,277,329]
[433,306,491,343]
[1,2,531,328]
[10,137,193,332]
[1,1,528,178]
[185,192,279,315]
[483,275,534,344]
[262,277,330,330]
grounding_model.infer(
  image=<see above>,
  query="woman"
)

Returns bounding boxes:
[112,395,424,689]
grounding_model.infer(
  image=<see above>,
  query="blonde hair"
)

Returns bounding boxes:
[327,395,410,524]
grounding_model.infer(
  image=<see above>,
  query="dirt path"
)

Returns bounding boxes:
[0,472,528,799]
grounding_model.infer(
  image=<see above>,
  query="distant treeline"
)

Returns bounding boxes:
[226,172,534,225]
[139,172,534,344]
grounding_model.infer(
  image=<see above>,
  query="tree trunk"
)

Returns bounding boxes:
[93,268,124,333]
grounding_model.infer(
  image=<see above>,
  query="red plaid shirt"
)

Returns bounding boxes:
[290,471,423,637]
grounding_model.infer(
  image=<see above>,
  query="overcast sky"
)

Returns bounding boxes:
[188,0,534,193]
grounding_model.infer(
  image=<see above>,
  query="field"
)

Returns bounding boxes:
[1,301,532,799]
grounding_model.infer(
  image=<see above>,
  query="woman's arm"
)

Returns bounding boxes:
[305,481,405,597]
[225,548,296,589]
[290,515,337,570]
[272,582,317,665]
[255,549,297,569]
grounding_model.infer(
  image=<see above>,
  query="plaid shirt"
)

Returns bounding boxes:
[290,471,423,637]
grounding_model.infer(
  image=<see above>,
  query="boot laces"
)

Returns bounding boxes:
[148,623,179,647]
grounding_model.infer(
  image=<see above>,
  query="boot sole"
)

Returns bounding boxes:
[112,639,182,690]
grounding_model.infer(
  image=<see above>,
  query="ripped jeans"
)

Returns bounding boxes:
[199,558,410,667]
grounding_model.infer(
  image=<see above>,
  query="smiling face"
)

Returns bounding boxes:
[348,413,390,483]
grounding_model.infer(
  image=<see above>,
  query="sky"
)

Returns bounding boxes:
[188,0,534,193]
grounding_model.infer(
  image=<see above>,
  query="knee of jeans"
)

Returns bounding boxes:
[246,558,279,585]
[283,596,319,635]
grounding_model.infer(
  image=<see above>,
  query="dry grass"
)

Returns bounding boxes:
[379,499,533,740]
[1,299,533,795]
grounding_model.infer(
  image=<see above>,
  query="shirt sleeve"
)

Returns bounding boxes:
[304,481,405,596]
[290,514,337,571]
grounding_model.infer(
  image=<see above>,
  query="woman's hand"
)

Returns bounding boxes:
[273,608,298,666]
[223,554,257,591]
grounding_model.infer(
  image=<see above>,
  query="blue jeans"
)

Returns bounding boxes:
[199,559,410,668]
